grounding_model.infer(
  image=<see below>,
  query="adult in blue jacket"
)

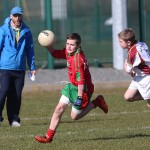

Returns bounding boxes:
[0,7,36,127]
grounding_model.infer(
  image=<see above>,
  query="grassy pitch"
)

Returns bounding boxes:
[0,87,150,150]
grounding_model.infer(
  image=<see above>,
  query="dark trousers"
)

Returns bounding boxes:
[0,70,25,124]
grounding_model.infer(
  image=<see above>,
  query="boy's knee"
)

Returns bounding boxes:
[124,94,128,101]
[124,94,132,102]
[70,114,79,120]
[55,105,66,115]
[71,116,78,120]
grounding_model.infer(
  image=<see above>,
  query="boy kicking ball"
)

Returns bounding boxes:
[35,33,108,143]
[118,28,150,107]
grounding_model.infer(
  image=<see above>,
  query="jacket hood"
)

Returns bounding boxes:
[2,17,29,33]
[4,17,11,24]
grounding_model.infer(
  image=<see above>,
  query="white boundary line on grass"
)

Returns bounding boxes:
[21,110,150,120]
[0,110,150,139]
[0,125,150,140]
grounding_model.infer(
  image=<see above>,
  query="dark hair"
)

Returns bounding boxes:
[118,28,135,43]
[66,33,81,46]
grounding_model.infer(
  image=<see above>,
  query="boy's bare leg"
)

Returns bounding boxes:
[35,102,67,143]
[35,95,108,143]
[71,102,94,120]
[124,88,144,102]
[125,88,150,109]
[49,102,67,130]
[71,95,108,120]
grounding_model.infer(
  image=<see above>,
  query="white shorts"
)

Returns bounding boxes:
[129,75,150,100]
[59,95,82,114]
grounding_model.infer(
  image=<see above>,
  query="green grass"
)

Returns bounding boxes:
[1,87,150,150]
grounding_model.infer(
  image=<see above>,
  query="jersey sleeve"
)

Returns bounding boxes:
[128,42,150,74]
[51,48,66,59]
[132,52,142,67]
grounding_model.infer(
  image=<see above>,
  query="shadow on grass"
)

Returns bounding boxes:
[32,118,106,126]
[60,119,104,124]
[90,133,150,141]
[61,133,150,143]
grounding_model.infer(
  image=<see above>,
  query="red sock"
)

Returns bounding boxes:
[46,128,56,140]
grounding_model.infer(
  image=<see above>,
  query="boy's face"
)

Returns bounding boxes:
[66,39,79,54]
[119,38,128,49]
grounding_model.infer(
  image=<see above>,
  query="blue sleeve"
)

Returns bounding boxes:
[0,28,5,53]
[25,31,36,71]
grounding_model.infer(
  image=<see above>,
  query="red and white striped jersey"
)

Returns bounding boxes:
[127,42,150,75]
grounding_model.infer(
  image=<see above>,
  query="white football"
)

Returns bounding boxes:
[38,30,55,47]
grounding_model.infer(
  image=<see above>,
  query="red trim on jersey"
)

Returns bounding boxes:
[127,44,137,65]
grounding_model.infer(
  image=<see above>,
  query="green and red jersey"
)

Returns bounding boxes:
[51,48,94,94]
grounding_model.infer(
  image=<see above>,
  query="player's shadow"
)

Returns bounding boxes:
[84,133,150,141]
[32,119,104,126]
[60,116,112,124]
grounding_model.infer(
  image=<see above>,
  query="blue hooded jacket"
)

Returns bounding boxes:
[0,17,36,71]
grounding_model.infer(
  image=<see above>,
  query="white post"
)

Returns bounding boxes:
[112,0,127,70]
[40,0,44,20]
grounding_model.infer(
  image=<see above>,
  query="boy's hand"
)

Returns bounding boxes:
[130,70,136,77]
[124,59,133,74]
[74,97,82,106]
